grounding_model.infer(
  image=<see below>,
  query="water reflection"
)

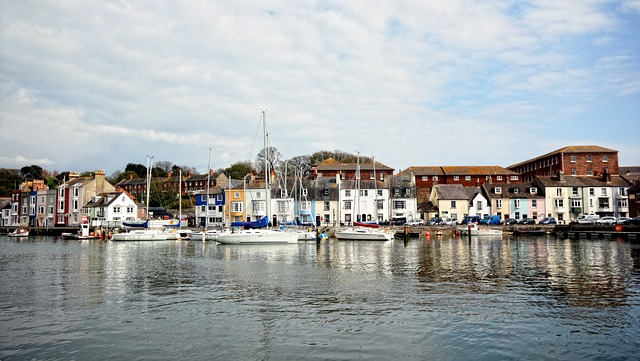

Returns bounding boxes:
[1,235,639,360]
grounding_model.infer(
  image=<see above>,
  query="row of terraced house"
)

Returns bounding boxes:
[2,146,639,228]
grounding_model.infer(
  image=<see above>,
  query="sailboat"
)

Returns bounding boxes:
[216,110,298,245]
[191,148,225,241]
[112,156,178,241]
[334,154,393,241]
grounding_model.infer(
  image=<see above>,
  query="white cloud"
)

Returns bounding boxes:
[0,0,638,174]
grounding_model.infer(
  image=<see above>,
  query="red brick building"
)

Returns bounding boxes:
[508,145,618,183]
[309,158,394,181]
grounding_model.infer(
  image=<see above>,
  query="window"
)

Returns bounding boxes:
[514,200,520,208]
[433,175,438,181]
[571,168,576,176]
[618,199,628,207]
[530,188,537,194]
[586,155,592,162]
[344,200,352,210]
[554,199,564,208]
[570,155,576,162]
[393,200,406,209]
[369,172,375,180]
[587,168,593,176]
[618,188,626,196]
[421,176,428,181]
[450,201,457,208]
[496,199,502,208]
[324,189,330,196]
[359,190,368,197]
[510,176,518,181]
[232,201,243,212]
[234,192,240,198]
[345,190,351,197]
[113,206,121,213]
[405,188,411,195]
[453,176,459,181]
[600,188,607,196]
[570,199,581,207]
[589,188,595,196]
[497,176,503,181]
[465,176,471,181]
[515,211,520,220]
[302,189,308,197]
[531,200,537,208]
[495,187,502,194]
[572,187,579,196]
[377,200,384,210]
[377,190,383,196]
[324,202,330,211]
[476,201,482,209]
[556,189,562,197]
[599,198,609,209]
[514,187,519,194]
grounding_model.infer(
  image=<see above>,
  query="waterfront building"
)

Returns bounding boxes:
[627,182,640,217]
[83,191,138,228]
[466,187,491,218]
[429,184,470,223]
[501,183,546,222]
[311,176,340,226]
[482,183,512,221]
[309,158,394,182]
[389,174,418,223]
[509,145,619,182]
[56,170,115,227]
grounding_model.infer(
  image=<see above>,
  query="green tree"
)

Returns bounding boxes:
[20,165,44,180]
[224,161,254,180]
[0,168,24,197]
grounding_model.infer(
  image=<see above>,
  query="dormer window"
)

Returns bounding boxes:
[530,188,537,194]
[323,189,329,196]
[514,187,519,194]
[495,187,502,194]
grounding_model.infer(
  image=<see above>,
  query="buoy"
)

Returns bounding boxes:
[425,231,430,236]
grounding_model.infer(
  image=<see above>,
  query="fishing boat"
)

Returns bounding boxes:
[8,228,29,237]
[457,224,502,237]
[215,110,298,245]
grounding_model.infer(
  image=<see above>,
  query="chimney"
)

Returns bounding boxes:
[167,171,172,178]
[95,169,106,193]
[603,169,611,183]
[557,170,564,181]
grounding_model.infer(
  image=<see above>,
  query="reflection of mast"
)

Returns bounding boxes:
[206,147,211,229]
[263,110,270,225]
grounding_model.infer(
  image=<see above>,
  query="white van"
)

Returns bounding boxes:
[576,214,600,224]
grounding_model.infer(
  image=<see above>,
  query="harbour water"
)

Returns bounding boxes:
[1,234,638,360]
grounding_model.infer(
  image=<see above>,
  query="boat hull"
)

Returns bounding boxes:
[335,228,392,241]
[111,229,178,241]
[216,229,298,244]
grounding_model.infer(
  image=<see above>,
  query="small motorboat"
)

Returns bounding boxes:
[8,228,29,237]
[457,224,502,237]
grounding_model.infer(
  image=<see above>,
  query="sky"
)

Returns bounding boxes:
[1,0,639,177]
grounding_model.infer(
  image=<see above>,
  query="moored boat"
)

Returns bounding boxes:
[335,227,393,241]
[8,228,29,237]
[457,224,502,237]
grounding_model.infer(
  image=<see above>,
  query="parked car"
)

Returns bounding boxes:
[539,217,557,225]
[518,218,536,225]
[404,219,424,226]
[624,216,640,225]
[460,215,482,225]
[596,216,617,225]
[479,215,501,225]
[426,217,443,226]
[617,217,631,225]
[576,214,600,224]
[504,218,518,225]
[442,218,457,226]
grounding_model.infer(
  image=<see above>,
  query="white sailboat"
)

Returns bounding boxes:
[216,110,298,245]
[191,148,225,241]
[335,153,393,241]
[112,156,177,241]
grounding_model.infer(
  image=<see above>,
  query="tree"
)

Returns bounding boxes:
[255,146,283,175]
[224,161,254,180]
[20,165,44,180]
[125,163,147,179]
[0,168,24,197]
[155,160,173,175]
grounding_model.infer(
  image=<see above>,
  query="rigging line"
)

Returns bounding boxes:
[246,113,262,163]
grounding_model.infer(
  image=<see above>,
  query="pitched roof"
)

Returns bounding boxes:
[434,184,468,200]
[441,166,518,176]
[396,166,443,176]
[313,158,394,171]
[509,145,617,168]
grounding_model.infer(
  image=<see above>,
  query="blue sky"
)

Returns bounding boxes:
[1,0,638,176]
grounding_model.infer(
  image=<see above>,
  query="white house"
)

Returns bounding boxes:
[83,191,138,228]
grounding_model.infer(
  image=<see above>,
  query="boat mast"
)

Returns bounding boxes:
[206,147,211,229]
[373,155,377,223]
[356,151,360,222]
[263,109,270,225]
[146,155,153,223]
[179,169,182,226]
